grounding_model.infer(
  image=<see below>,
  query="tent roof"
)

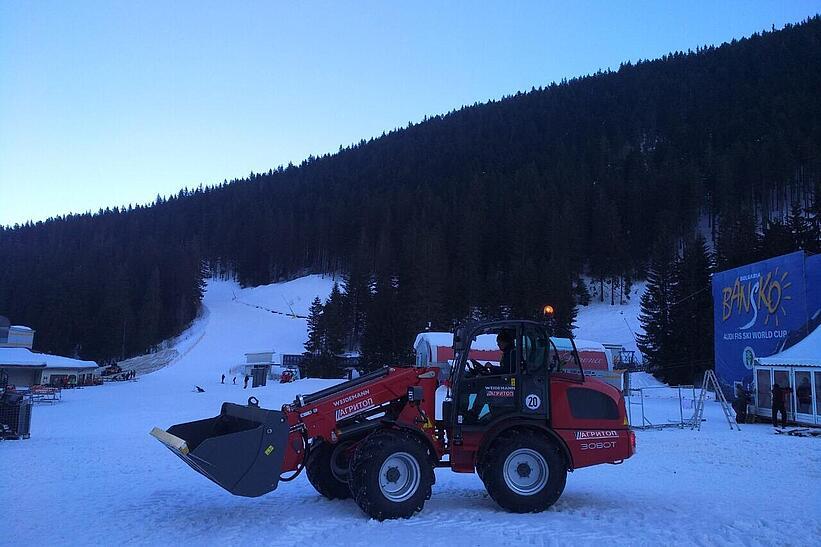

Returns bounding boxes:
[756,326,821,367]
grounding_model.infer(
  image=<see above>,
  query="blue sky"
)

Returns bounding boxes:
[2,1,820,226]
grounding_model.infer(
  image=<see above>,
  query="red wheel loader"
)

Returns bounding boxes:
[151,320,635,520]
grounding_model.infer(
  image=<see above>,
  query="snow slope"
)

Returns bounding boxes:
[574,282,645,358]
[2,276,820,546]
[158,275,338,381]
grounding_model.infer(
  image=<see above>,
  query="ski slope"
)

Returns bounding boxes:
[574,282,645,359]
[158,275,338,381]
[2,276,819,546]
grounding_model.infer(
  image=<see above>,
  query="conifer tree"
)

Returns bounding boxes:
[323,283,347,359]
[303,297,332,377]
[808,189,821,253]
[664,234,714,385]
[787,201,817,253]
[637,233,676,376]
[341,266,371,353]
[361,275,414,372]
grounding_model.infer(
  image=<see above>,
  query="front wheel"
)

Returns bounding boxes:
[305,441,352,500]
[349,430,434,520]
[479,430,567,513]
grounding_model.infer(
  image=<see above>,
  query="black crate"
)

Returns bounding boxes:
[0,395,32,439]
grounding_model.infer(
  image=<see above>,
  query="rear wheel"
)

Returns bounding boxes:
[305,441,352,500]
[349,430,434,520]
[479,430,566,513]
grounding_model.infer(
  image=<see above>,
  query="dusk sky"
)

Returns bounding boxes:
[2,1,820,226]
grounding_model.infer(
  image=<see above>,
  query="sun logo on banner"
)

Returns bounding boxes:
[760,267,792,327]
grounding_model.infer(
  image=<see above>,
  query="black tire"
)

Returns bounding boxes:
[479,429,567,513]
[349,430,435,520]
[305,441,352,500]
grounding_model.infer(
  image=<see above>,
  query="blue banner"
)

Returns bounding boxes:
[712,251,816,390]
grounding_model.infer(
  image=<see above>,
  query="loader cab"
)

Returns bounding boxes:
[448,321,583,428]
[445,320,585,472]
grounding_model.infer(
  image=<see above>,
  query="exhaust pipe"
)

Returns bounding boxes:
[151,397,290,497]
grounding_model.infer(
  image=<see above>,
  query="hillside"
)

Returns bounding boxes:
[113,275,337,379]
[126,274,643,378]
[1,18,820,362]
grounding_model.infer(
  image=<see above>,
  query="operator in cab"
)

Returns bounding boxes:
[471,329,515,376]
[494,329,515,375]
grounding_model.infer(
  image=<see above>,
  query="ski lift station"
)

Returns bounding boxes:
[231,351,302,387]
[712,250,821,425]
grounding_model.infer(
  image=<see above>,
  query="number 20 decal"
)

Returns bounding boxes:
[525,394,541,410]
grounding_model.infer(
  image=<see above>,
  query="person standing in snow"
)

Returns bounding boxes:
[221,374,225,384]
[243,374,249,389]
[232,376,237,385]
[732,384,748,423]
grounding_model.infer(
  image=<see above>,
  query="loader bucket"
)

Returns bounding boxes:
[151,398,290,497]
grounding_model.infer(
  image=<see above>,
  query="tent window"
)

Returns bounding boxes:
[756,369,772,409]
[795,371,812,414]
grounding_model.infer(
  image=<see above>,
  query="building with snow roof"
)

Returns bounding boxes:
[0,347,99,388]
[0,316,99,388]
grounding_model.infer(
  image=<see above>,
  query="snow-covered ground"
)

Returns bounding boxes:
[3,276,820,546]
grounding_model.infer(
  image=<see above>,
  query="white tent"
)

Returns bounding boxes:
[755,326,821,367]
[753,326,820,425]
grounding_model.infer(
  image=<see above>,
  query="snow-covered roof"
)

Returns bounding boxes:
[756,326,821,367]
[0,347,97,369]
[414,332,454,349]
[40,352,99,369]
[0,347,46,367]
[10,325,33,331]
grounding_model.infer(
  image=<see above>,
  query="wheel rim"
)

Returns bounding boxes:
[503,448,548,496]
[378,451,420,502]
[330,442,353,483]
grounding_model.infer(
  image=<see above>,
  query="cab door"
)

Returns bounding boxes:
[447,322,553,473]
[455,329,519,426]
[518,324,550,420]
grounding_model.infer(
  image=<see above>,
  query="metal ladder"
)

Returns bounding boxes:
[691,369,740,431]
